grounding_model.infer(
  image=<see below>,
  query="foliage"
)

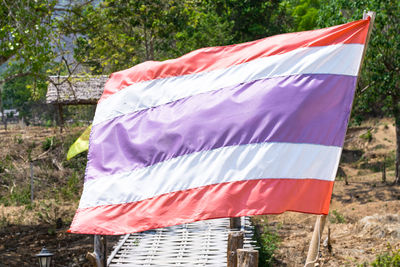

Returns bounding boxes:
[1,76,54,124]
[360,130,373,142]
[0,0,56,80]
[173,1,234,55]
[41,136,55,151]
[71,0,293,74]
[0,211,9,229]
[62,131,88,174]
[0,185,31,206]
[329,210,346,224]
[287,0,320,31]
[71,0,198,73]
[58,171,81,201]
[2,74,33,114]
[62,105,96,125]
[366,245,400,267]
[211,0,292,43]
[254,221,281,266]
[0,0,96,127]
[36,200,60,225]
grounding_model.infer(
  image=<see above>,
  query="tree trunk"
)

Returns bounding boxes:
[0,84,6,131]
[149,30,155,60]
[394,112,400,185]
[57,104,64,133]
[393,95,400,185]
[382,156,386,184]
[143,20,151,61]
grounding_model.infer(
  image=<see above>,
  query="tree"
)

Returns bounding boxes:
[289,0,320,31]
[70,0,236,74]
[0,0,94,127]
[0,0,58,83]
[72,0,293,74]
[211,0,292,43]
[318,0,400,184]
[70,0,198,74]
[1,0,53,126]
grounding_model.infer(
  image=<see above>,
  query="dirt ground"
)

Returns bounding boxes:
[0,125,122,266]
[0,119,399,266]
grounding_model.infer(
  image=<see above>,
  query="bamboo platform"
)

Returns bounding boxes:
[107,217,256,266]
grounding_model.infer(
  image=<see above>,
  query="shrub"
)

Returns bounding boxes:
[329,210,346,224]
[41,136,55,151]
[253,220,281,266]
[359,130,373,142]
[0,186,31,206]
[370,246,400,266]
[14,134,23,144]
[59,172,81,201]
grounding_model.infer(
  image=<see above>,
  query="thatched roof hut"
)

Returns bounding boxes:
[46,76,108,105]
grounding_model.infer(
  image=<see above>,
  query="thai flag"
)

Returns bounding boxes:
[69,18,370,235]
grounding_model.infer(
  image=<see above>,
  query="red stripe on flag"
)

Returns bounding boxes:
[99,18,369,103]
[69,179,334,235]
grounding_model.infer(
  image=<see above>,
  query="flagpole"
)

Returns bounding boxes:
[304,11,375,267]
[304,215,326,267]
[358,11,376,78]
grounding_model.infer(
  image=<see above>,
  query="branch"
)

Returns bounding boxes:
[360,84,370,93]
[54,0,95,11]
[0,72,34,85]
[0,54,13,66]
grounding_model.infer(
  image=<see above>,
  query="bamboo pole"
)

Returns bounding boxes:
[30,162,34,203]
[87,235,107,267]
[304,215,326,267]
[305,11,376,267]
[358,11,376,77]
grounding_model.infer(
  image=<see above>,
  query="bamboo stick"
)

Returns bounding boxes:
[304,215,327,267]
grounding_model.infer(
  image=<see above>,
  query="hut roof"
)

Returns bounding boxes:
[46,76,108,105]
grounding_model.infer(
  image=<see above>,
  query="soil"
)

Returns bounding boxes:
[0,119,399,266]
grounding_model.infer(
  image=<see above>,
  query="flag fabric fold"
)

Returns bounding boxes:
[69,18,370,235]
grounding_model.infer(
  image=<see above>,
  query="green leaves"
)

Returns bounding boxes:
[318,0,399,116]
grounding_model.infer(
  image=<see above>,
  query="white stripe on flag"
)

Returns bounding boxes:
[94,44,364,125]
[79,142,342,208]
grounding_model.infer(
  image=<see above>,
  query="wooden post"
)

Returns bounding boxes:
[305,215,327,267]
[230,217,241,230]
[30,161,34,203]
[237,249,259,267]
[227,231,244,267]
[382,156,386,183]
[0,83,6,131]
[87,235,107,267]
[57,104,64,133]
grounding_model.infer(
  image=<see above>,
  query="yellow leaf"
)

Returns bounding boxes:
[67,125,92,160]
